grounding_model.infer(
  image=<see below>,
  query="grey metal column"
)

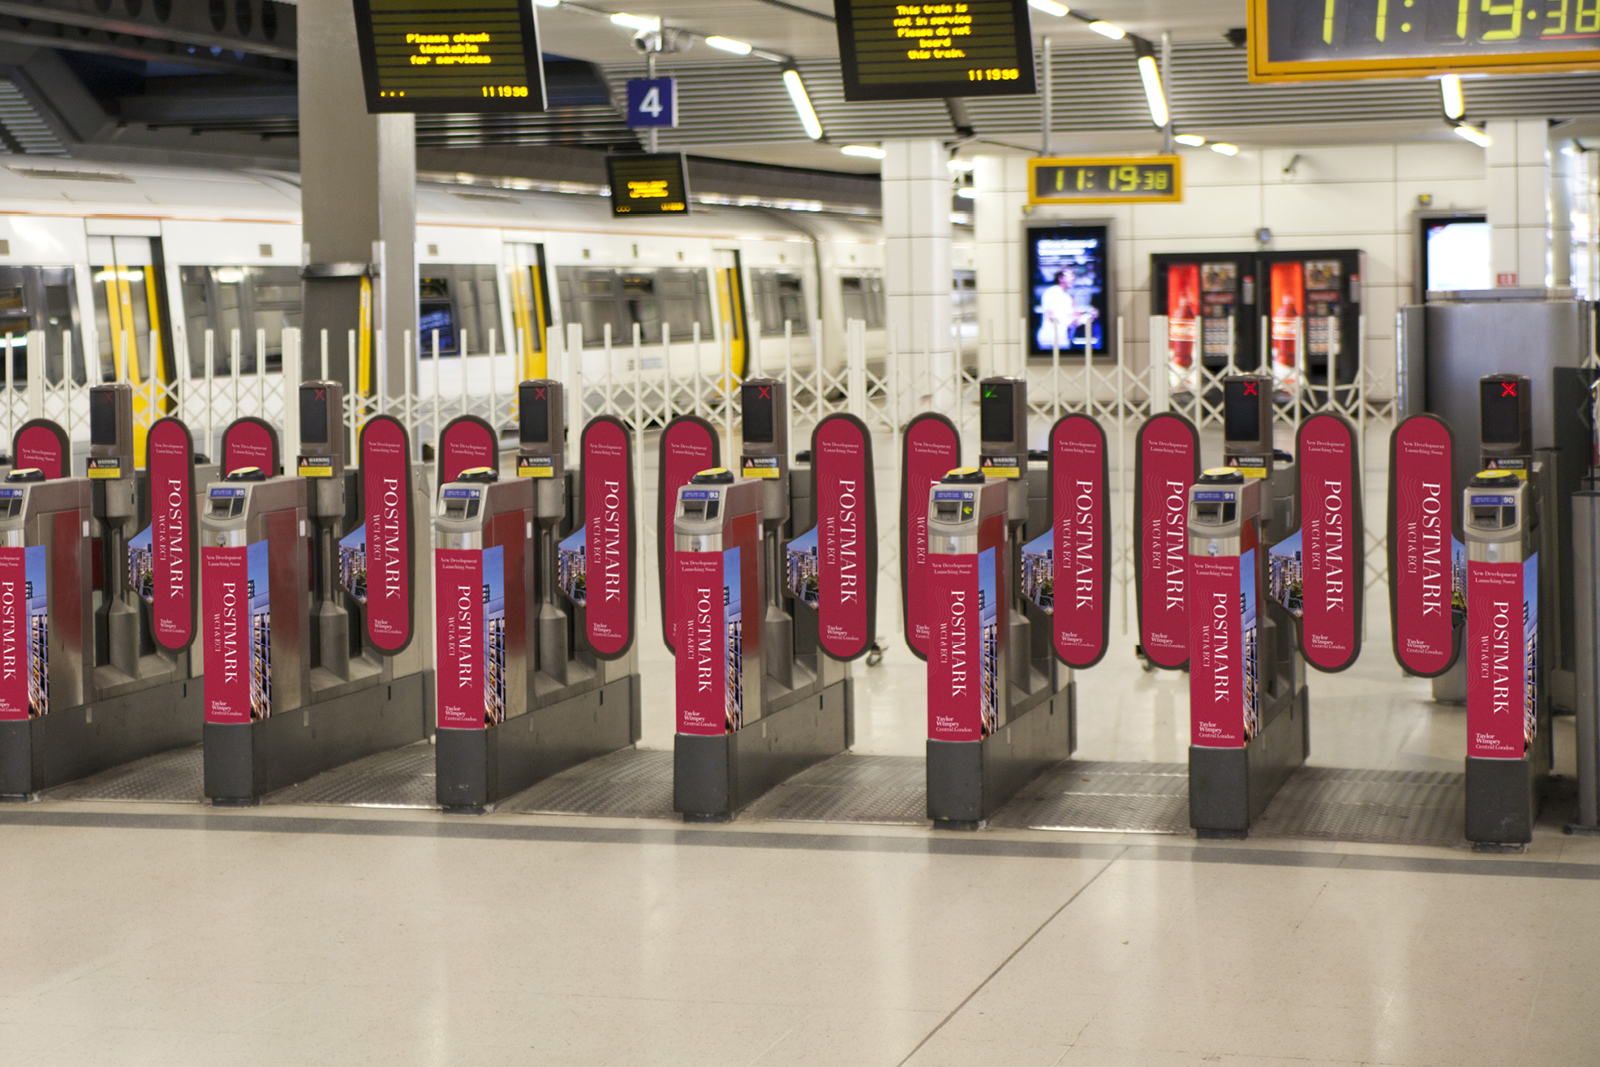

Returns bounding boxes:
[1572,489,1600,831]
[298,0,417,405]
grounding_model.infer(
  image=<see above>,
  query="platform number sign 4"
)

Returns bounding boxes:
[627,78,678,129]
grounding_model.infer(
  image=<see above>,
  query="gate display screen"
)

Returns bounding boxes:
[606,154,690,217]
[352,0,548,113]
[1249,0,1600,80]
[834,0,1036,101]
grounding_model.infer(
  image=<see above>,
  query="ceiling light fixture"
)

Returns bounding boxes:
[705,35,753,54]
[609,11,661,32]
[956,187,978,200]
[533,0,559,8]
[783,68,824,140]
[1440,73,1465,120]
[1028,0,1070,16]
[1454,123,1492,148]
[841,144,886,159]
[1210,142,1239,156]
[1174,133,1206,147]
[1087,20,1125,39]
[1130,38,1167,127]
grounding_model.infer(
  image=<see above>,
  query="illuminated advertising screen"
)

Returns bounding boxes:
[352,0,547,113]
[834,0,1037,102]
[1421,215,1490,294]
[1249,0,1600,80]
[606,154,691,217]
[1027,224,1110,357]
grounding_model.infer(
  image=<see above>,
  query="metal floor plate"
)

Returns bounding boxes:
[41,746,204,803]
[990,761,1192,834]
[498,748,676,819]
[740,754,928,825]
[1252,766,1467,849]
[263,743,438,809]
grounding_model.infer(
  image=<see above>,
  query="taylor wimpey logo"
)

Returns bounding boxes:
[694,585,714,692]
[1490,598,1511,720]
[949,587,968,697]
[1163,479,1187,611]
[1320,478,1346,613]
[601,479,623,604]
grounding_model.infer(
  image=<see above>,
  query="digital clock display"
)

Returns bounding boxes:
[1250,0,1600,80]
[1029,157,1183,206]
[352,0,547,113]
[833,0,1037,102]
[607,154,691,217]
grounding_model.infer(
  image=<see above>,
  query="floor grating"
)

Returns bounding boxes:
[263,743,438,809]
[1252,766,1468,849]
[990,761,1192,834]
[740,754,928,825]
[497,748,676,819]
[41,745,204,803]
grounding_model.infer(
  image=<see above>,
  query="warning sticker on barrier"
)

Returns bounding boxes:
[813,414,876,661]
[901,413,961,661]
[1466,555,1536,759]
[1135,413,1199,670]
[657,416,719,653]
[12,419,69,480]
[437,415,497,486]
[1049,414,1109,668]
[1388,414,1458,677]
[145,418,197,652]
[359,415,415,655]
[1297,413,1362,672]
[582,417,634,659]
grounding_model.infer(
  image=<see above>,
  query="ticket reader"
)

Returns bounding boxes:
[925,467,1074,828]
[0,473,104,798]
[1188,374,1309,836]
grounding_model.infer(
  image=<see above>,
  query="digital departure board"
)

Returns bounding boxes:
[607,154,691,217]
[1249,0,1600,80]
[352,0,547,113]
[1030,157,1183,205]
[834,0,1037,102]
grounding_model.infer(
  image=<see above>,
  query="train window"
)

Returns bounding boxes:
[0,268,81,386]
[557,266,714,347]
[416,265,501,356]
[180,265,301,376]
[839,272,884,329]
[418,299,458,356]
[750,270,808,336]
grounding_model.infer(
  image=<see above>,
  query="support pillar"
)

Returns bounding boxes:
[298,0,416,415]
[973,155,1028,376]
[883,140,954,403]
[1486,118,1550,289]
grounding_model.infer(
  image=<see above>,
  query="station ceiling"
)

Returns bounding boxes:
[0,0,1595,187]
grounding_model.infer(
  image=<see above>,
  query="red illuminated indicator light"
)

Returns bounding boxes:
[1242,381,1258,397]
[1501,383,1517,397]
[534,387,546,400]
[758,386,771,399]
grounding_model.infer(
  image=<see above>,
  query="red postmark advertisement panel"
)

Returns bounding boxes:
[0,547,29,720]
[901,414,961,661]
[1135,414,1199,669]
[221,417,279,477]
[1050,414,1109,668]
[1466,559,1532,760]
[674,551,727,735]
[12,420,68,480]
[1297,413,1362,672]
[813,414,875,661]
[435,548,485,729]
[1190,554,1245,747]
[201,546,252,724]
[359,416,414,655]
[583,417,634,658]
[927,554,981,742]
[1388,415,1457,677]
[146,418,196,651]
[657,416,718,653]
[437,416,497,486]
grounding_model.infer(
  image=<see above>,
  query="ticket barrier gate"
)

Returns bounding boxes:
[0,472,100,797]
[923,376,1075,829]
[434,384,641,813]
[201,387,432,804]
[668,375,857,819]
[1188,375,1309,836]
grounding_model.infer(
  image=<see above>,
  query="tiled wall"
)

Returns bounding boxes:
[974,141,1492,399]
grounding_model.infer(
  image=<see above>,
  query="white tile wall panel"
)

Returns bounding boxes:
[1398,141,1489,181]
[1131,184,1264,239]
[1263,182,1398,238]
